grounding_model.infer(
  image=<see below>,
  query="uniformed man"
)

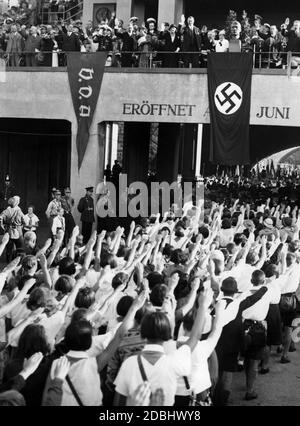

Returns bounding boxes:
[45,189,62,232]
[77,186,95,244]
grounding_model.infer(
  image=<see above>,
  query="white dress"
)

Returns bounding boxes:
[52,40,58,67]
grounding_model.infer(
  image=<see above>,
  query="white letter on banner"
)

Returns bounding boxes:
[79,86,93,99]
[79,105,91,117]
[78,68,94,80]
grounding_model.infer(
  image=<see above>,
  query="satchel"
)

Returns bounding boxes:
[244,320,267,348]
[279,294,297,313]
[183,376,212,406]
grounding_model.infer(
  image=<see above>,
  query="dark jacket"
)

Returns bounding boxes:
[3,355,54,407]
[179,24,202,51]
[60,31,81,52]
[77,195,95,223]
[21,32,42,52]
[162,32,181,52]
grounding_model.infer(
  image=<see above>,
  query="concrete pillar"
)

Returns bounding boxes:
[111,123,119,166]
[116,0,133,25]
[70,121,105,227]
[104,122,112,169]
[158,0,183,26]
[156,123,181,183]
[195,124,203,177]
[82,0,94,26]
[123,122,150,185]
[180,124,197,182]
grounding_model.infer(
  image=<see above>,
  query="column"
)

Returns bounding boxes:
[180,124,197,182]
[158,0,183,26]
[104,122,112,169]
[156,123,181,183]
[70,121,105,226]
[82,0,94,26]
[110,123,119,166]
[116,0,134,25]
[195,124,203,177]
[123,122,151,185]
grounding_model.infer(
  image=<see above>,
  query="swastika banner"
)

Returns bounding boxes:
[207,52,253,165]
[67,52,107,170]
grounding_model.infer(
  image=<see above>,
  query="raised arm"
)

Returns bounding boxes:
[97,289,147,372]
[0,278,36,319]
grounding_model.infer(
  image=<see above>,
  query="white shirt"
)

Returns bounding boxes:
[8,309,65,348]
[87,326,120,358]
[176,336,212,395]
[266,277,283,304]
[235,264,257,293]
[51,215,65,235]
[242,285,272,321]
[114,343,191,406]
[219,228,234,246]
[46,351,102,406]
[215,38,229,52]
[281,264,300,294]
[23,213,39,230]
[38,310,65,349]
[6,293,30,327]
[45,199,61,218]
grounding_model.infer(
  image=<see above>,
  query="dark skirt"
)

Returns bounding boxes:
[216,348,238,372]
[266,303,282,345]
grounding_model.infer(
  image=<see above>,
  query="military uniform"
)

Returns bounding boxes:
[77,188,95,244]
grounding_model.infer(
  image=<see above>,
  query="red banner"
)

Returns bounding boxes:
[67,52,107,170]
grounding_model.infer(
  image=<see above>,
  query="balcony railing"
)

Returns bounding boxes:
[2,50,300,75]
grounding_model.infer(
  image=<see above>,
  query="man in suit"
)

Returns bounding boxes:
[213,277,268,406]
[6,25,23,67]
[179,15,201,68]
[60,23,81,65]
[21,25,42,67]
[77,187,95,244]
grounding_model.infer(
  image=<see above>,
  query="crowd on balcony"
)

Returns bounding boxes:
[0,4,300,68]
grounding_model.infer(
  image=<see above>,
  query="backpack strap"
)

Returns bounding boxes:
[183,376,191,390]
[66,374,84,406]
[137,354,148,382]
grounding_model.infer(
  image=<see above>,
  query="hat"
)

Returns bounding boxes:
[254,14,263,21]
[221,277,238,294]
[85,186,94,191]
[129,16,139,22]
[169,24,177,30]
[146,18,156,24]
[263,217,273,228]
[164,22,170,27]
[264,23,270,28]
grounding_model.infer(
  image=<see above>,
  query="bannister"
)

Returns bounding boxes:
[2,50,300,73]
